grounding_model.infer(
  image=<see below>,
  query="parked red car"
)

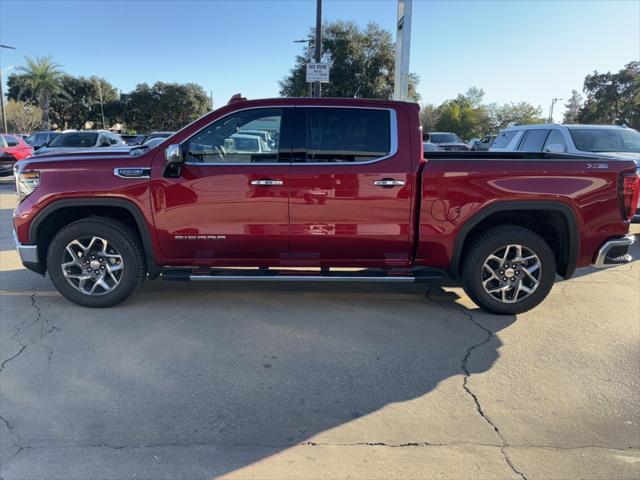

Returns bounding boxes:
[12,96,640,313]
[0,134,34,176]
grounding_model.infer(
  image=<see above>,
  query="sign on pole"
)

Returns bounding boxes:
[306,63,330,83]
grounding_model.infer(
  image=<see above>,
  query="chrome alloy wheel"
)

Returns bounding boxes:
[481,244,541,304]
[61,236,124,295]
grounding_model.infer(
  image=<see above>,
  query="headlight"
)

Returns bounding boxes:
[15,170,40,202]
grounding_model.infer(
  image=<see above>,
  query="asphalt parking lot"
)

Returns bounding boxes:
[0,180,639,480]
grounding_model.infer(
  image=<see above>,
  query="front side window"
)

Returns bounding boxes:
[186,109,282,164]
[304,108,390,163]
[518,129,550,151]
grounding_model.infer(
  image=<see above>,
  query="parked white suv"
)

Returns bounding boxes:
[490,124,639,160]
[490,123,640,222]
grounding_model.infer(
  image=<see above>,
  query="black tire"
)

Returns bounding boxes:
[47,216,146,307]
[461,225,556,315]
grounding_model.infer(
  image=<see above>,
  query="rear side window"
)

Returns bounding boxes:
[492,131,517,149]
[303,108,391,163]
[518,129,550,151]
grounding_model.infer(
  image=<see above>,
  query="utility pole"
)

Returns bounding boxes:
[313,0,322,97]
[0,43,17,134]
[394,0,413,101]
[548,97,562,123]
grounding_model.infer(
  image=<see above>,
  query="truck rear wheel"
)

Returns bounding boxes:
[47,217,145,307]
[461,225,556,315]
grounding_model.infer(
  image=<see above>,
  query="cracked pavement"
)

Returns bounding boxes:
[1,183,639,479]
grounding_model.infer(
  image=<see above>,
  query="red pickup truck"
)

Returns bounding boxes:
[12,96,639,314]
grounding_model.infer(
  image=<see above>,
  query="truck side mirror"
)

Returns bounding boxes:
[545,144,566,153]
[164,144,184,177]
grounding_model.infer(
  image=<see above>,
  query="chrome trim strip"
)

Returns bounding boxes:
[13,230,39,264]
[592,234,635,268]
[186,275,416,283]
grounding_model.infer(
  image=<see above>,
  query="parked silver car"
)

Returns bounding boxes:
[33,130,126,156]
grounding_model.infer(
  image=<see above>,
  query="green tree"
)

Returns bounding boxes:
[578,61,639,129]
[488,102,544,131]
[16,56,65,129]
[121,82,211,131]
[432,88,490,139]
[420,103,439,133]
[0,100,42,133]
[562,90,583,124]
[280,21,419,101]
[8,73,119,129]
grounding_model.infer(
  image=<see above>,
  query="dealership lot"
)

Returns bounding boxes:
[0,181,638,479]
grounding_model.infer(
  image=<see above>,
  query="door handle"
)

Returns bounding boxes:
[373,178,406,187]
[250,179,284,186]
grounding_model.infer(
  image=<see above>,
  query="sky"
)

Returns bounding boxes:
[1,0,639,122]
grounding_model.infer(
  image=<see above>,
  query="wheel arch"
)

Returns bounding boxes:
[29,198,159,277]
[449,200,579,279]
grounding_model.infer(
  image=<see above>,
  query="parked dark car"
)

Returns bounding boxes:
[142,131,174,144]
[120,134,146,146]
[0,151,17,176]
[25,131,60,150]
[424,132,470,151]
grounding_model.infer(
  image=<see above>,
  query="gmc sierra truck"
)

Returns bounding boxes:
[12,96,640,314]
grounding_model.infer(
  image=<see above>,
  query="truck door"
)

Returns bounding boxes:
[288,106,415,267]
[151,107,292,262]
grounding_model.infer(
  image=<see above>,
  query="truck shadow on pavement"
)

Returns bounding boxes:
[0,264,518,478]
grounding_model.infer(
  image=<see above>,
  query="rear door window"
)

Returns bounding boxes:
[518,129,550,151]
[300,108,391,163]
[543,130,567,151]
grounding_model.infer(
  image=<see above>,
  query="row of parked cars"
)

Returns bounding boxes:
[0,130,176,177]
[425,124,639,161]
[424,123,640,221]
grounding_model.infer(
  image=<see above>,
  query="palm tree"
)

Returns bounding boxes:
[18,56,64,129]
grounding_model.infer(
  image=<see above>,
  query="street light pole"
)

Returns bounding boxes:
[548,98,562,123]
[96,78,106,129]
[0,43,17,134]
[313,0,322,98]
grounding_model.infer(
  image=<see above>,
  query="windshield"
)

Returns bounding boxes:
[48,132,98,148]
[430,133,462,144]
[569,128,640,153]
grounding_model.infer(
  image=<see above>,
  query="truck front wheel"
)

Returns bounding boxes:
[461,225,556,315]
[47,217,146,307]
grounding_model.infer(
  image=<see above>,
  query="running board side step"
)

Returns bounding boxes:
[161,268,443,283]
